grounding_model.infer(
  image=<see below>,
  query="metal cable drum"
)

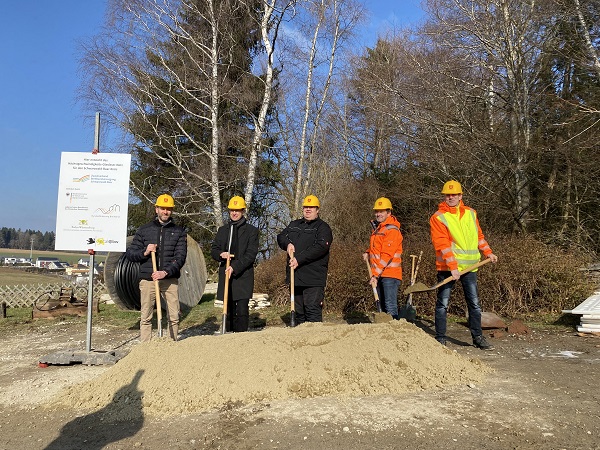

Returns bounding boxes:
[104,235,207,311]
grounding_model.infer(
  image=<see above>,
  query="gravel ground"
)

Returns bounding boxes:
[1,316,599,450]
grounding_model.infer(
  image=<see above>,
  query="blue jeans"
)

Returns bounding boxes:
[435,271,482,342]
[376,277,400,319]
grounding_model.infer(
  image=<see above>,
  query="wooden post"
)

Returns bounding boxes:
[1,302,7,319]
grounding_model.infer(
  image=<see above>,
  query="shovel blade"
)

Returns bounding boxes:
[399,304,417,321]
[403,282,432,294]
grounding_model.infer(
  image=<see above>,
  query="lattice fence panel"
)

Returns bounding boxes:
[0,281,107,308]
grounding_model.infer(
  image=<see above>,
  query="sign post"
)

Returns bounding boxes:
[54,112,131,353]
[85,113,101,351]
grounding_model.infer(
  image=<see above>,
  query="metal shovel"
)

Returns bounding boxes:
[150,251,163,338]
[399,251,422,320]
[289,249,296,327]
[365,258,382,312]
[221,225,235,334]
[403,258,491,295]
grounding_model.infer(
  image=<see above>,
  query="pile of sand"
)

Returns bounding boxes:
[54,321,490,416]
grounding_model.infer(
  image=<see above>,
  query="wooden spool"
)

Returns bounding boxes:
[104,235,207,311]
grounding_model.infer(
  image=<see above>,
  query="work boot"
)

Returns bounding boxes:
[436,338,446,346]
[473,335,493,350]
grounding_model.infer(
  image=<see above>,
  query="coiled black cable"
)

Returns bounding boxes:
[104,235,207,311]
[113,253,141,310]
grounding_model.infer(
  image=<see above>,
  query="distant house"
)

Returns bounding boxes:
[66,264,89,276]
[35,257,60,269]
[65,263,101,277]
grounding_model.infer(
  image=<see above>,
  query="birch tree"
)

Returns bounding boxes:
[274,0,365,218]
[240,0,295,208]
[80,0,269,229]
[344,0,600,250]
[420,0,551,230]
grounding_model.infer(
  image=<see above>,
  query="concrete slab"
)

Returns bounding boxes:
[563,292,600,315]
[38,349,126,366]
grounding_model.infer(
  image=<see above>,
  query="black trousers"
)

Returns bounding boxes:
[294,286,324,324]
[226,298,250,332]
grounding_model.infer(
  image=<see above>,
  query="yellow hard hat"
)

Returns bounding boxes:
[302,195,320,207]
[227,196,247,209]
[373,197,393,210]
[155,194,175,208]
[441,180,463,195]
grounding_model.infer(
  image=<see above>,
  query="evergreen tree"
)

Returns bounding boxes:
[82,0,274,241]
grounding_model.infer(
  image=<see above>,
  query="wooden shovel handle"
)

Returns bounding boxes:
[412,251,423,284]
[289,250,296,326]
[289,250,295,308]
[150,251,162,325]
[365,259,379,298]
[365,257,382,312]
[222,255,232,313]
[405,251,423,305]
[433,258,492,290]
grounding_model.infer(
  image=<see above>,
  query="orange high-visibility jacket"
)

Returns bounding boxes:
[367,215,403,280]
[430,201,493,272]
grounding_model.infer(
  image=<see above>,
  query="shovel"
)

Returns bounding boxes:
[399,251,422,321]
[150,251,163,338]
[221,225,234,334]
[289,249,296,327]
[404,258,491,295]
[365,258,382,312]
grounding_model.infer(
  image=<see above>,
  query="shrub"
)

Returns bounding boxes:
[476,234,593,316]
[254,251,288,305]
[255,231,594,319]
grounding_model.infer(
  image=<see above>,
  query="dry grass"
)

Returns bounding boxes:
[0,248,106,265]
[255,234,595,319]
[477,234,594,315]
[0,267,63,285]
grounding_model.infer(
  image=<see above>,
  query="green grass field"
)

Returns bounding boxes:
[0,267,65,285]
[0,248,107,265]
[0,292,289,333]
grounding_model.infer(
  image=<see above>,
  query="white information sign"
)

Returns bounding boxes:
[55,152,131,252]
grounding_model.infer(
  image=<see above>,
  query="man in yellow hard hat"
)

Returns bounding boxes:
[363,197,403,319]
[211,196,259,332]
[430,181,498,349]
[277,195,333,324]
[125,194,187,342]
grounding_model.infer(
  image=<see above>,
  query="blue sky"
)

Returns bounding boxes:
[0,1,424,233]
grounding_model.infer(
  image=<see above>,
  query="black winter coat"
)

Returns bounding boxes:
[276,217,333,287]
[125,218,187,281]
[211,217,259,301]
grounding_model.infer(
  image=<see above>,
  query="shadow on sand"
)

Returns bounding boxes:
[44,369,145,450]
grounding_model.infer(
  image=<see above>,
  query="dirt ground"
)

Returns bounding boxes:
[1,315,599,450]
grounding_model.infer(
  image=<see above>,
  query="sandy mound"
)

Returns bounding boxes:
[53,321,490,416]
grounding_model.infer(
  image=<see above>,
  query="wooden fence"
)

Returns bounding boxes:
[0,281,108,308]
